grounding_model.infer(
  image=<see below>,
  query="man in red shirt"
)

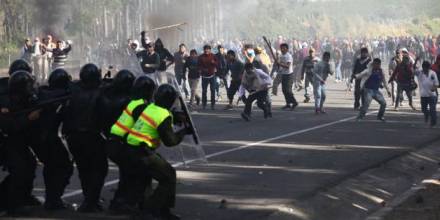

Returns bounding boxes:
[198,45,218,110]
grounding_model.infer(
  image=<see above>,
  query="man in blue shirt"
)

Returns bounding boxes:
[355,58,391,121]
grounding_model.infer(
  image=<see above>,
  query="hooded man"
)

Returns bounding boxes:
[155,39,174,72]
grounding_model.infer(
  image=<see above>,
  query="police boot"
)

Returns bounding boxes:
[159,208,181,220]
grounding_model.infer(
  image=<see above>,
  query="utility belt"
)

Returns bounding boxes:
[129,142,156,156]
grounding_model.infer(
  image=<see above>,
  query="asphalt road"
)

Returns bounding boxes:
[1,80,439,220]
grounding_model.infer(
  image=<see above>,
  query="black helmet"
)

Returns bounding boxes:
[79,63,102,88]
[112,70,135,92]
[131,76,156,101]
[154,84,177,109]
[49,68,71,89]
[8,59,33,76]
[8,71,36,101]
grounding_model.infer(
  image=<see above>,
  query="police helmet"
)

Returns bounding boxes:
[79,63,102,88]
[112,70,135,92]
[131,76,156,101]
[49,68,71,89]
[154,84,178,109]
[8,71,35,98]
[8,59,33,76]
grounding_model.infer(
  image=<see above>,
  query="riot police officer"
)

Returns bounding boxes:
[107,75,156,213]
[126,84,191,220]
[36,69,74,210]
[0,70,41,214]
[0,60,35,213]
[62,63,107,212]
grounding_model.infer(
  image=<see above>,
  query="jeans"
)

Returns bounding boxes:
[188,78,200,105]
[227,80,241,102]
[281,74,298,105]
[304,74,312,99]
[354,79,365,109]
[175,72,189,97]
[313,81,326,110]
[272,73,282,95]
[395,83,413,108]
[335,62,342,80]
[421,96,437,126]
[201,77,216,107]
[243,90,271,116]
[359,89,387,119]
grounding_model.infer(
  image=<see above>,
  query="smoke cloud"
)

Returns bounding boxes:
[33,0,69,38]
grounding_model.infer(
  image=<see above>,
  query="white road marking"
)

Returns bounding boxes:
[62,113,373,199]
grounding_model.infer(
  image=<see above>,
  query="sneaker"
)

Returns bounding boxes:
[224,104,233,110]
[378,117,386,122]
[241,112,250,121]
[77,202,103,213]
[303,97,310,103]
[291,103,298,110]
[281,105,292,110]
[315,109,320,115]
[320,109,327,114]
[195,96,201,106]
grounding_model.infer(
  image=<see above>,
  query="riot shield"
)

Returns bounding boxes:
[149,71,207,166]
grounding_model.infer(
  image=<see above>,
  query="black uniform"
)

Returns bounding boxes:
[36,85,73,209]
[63,66,107,212]
[0,72,41,213]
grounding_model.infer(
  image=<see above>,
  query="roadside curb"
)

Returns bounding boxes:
[366,170,440,220]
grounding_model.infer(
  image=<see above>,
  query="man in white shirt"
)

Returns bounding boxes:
[415,60,439,127]
[276,43,298,110]
[239,63,273,121]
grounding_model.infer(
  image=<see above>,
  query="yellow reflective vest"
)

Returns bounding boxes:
[126,103,172,149]
[110,99,145,138]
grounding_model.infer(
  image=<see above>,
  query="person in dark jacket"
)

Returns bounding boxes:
[215,45,228,100]
[154,39,174,72]
[138,41,160,74]
[351,47,371,110]
[62,63,107,213]
[224,50,244,110]
[184,49,201,107]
